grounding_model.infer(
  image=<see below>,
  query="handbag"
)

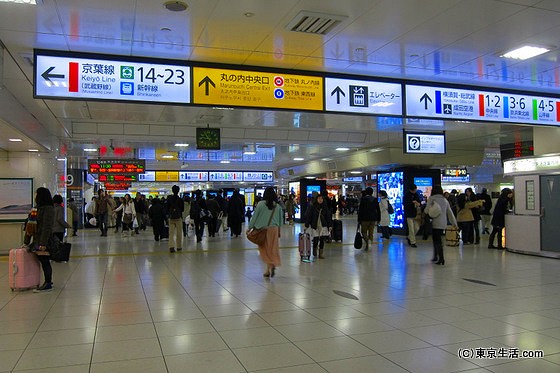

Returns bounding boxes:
[354,225,363,249]
[247,205,276,245]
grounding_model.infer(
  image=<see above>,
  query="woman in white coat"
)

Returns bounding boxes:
[378,190,391,239]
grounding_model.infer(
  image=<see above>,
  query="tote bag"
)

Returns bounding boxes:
[247,206,276,245]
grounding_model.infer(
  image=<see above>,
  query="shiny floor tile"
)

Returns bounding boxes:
[1,219,560,372]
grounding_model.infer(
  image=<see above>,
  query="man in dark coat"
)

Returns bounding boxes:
[227,189,245,237]
[357,187,381,251]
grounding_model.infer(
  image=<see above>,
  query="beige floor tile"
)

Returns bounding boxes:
[165,350,245,373]
[28,328,96,348]
[219,326,289,348]
[91,337,161,363]
[320,355,409,372]
[384,347,479,373]
[295,335,376,362]
[274,321,345,342]
[232,343,313,371]
[14,344,93,371]
[95,323,156,342]
[209,313,269,331]
[159,331,228,355]
[91,357,166,373]
[353,329,432,353]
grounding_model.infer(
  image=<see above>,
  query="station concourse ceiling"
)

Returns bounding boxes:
[0,0,550,183]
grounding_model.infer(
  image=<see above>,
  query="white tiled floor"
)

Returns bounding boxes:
[2,217,560,372]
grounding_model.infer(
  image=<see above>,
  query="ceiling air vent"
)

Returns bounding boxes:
[286,11,347,35]
[327,161,337,171]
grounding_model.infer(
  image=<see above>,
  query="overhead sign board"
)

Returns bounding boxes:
[342,177,363,182]
[138,171,155,182]
[406,84,560,126]
[34,50,191,104]
[441,175,470,183]
[88,159,145,175]
[192,67,323,111]
[443,168,468,177]
[179,171,209,182]
[155,171,179,182]
[403,132,446,154]
[209,171,243,182]
[325,78,402,115]
[243,172,274,182]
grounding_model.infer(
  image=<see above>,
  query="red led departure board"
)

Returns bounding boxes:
[88,159,145,175]
[98,174,138,182]
[104,182,132,190]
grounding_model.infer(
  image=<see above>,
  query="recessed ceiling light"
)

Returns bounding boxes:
[174,143,189,147]
[336,147,350,151]
[244,12,255,17]
[28,149,39,152]
[161,155,174,159]
[84,148,97,152]
[501,45,551,60]
[293,157,304,161]
[322,157,332,161]
[8,138,22,142]
[0,0,36,4]
[163,1,188,12]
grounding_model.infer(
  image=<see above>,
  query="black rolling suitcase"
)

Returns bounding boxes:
[55,242,72,262]
[160,226,169,239]
[332,219,343,242]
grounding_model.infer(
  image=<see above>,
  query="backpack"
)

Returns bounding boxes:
[168,196,183,219]
[386,201,394,214]
[425,200,442,218]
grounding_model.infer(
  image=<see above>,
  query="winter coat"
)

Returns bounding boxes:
[304,202,333,230]
[457,200,483,222]
[491,197,511,227]
[379,197,391,226]
[427,195,457,230]
[357,195,381,222]
[52,204,70,233]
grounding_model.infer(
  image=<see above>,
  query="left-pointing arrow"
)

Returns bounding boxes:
[41,66,65,83]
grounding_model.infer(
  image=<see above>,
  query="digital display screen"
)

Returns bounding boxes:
[98,174,138,182]
[377,172,404,229]
[413,177,433,201]
[289,182,301,220]
[88,159,145,175]
[306,185,321,198]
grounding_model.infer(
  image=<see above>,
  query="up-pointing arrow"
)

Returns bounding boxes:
[198,76,215,96]
[331,86,345,104]
[419,93,432,110]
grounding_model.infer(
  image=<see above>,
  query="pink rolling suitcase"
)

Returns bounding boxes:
[9,247,41,291]
[299,232,312,262]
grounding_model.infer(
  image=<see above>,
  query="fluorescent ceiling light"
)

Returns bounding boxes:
[0,0,37,4]
[243,151,256,155]
[501,45,550,60]
[350,171,362,174]
[293,157,304,161]
[161,155,174,159]
[174,143,189,147]
[57,158,66,161]
[28,149,39,152]
[84,148,97,152]
[336,147,350,151]
[220,160,230,164]
[8,138,22,142]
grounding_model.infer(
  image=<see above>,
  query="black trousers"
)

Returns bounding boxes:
[489,225,503,248]
[432,228,444,261]
[37,254,52,284]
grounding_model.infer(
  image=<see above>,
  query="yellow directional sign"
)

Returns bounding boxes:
[155,171,179,182]
[193,67,323,111]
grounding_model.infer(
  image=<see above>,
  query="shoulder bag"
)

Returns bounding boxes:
[247,205,276,245]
